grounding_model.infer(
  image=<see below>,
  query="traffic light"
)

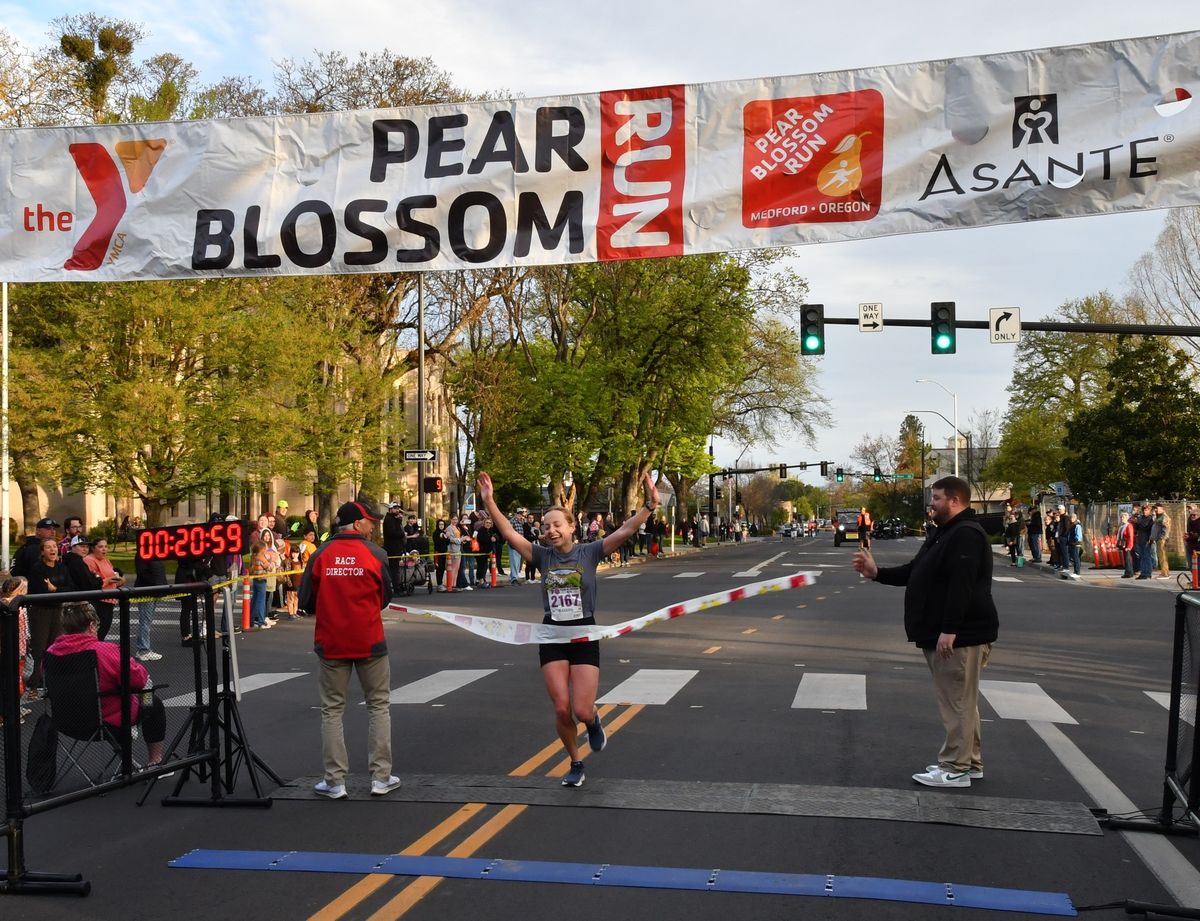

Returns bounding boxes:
[873,466,883,482]
[819,461,828,477]
[716,486,723,500]
[800,303,825,356]
[422,475,443,493]
[835,467,844,482]
[931,301,956,354]
[778,464,787,479]
[735,490,743,504]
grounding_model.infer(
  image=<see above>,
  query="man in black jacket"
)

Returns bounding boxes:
[853,476,998,788]
[382,502,407,596]
[12,518,59,578]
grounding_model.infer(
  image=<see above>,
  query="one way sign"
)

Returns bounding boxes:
[858,302,883,332]
[989,307,1021,344]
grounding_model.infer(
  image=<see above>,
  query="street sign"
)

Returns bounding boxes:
[858,302,883,332]
[989,307,1021,344]
[403,449,437,462]
[893,473,914,480]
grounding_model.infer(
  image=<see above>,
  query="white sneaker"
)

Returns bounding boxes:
[136,651,163,662]
[371,775,401,796]
[912,766,971,787]
[314,779,347,799]
[926,763,982,779]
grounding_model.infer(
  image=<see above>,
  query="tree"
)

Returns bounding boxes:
[1130,207,1200,372]
[991,292,1137,503]
[459,253,825,516]
[963,409,1008,505]
[984,405,1066,500]
[16,279,299,524]
[47,13,144,124]
[1063,339,1200,500]
[1003,293,1132,420]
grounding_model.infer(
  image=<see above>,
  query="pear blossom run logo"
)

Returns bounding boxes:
[742,90,883,228]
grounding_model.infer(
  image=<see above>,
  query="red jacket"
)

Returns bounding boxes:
[299,532,391,660]
[45,631,149,724]
[1118,520,1135,551]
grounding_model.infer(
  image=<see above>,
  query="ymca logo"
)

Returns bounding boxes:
[23,139,167,271]
[1011,95,1058,147]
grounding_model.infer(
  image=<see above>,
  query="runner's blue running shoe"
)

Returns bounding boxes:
[562,761,585,787]
[587,712,606,752]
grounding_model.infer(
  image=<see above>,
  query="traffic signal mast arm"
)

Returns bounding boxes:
[715,461,831,478]
[818,317,1200,336]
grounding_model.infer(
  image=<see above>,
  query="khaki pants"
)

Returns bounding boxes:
[923,644,990,773]
[1156,538,1170,576]
[317,654,393,785]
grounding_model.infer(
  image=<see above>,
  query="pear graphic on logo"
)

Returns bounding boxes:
[816,133,871,197]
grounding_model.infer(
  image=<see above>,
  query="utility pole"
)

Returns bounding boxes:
[416,273,426,530]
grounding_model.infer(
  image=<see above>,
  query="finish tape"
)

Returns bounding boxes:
[384,571,818,645]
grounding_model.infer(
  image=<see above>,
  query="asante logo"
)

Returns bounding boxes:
[54,139,167,271]
[1012,95,1058,147]
[741,90,884,228]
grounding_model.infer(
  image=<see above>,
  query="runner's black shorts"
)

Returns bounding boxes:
[539,640,600,668]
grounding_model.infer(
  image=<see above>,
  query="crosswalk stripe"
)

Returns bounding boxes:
[674,572,705,578]
[389,669,497,704]
[993,576,1022,582]
[605,572,640,580]
[734,551,788,578]
[162,672,306,707]
[791,673,867,710]
[1145,690,1195,725]
[597,669,698,705]
[980,680,1077,724]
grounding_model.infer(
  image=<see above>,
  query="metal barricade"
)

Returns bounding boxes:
[0,581,270,896]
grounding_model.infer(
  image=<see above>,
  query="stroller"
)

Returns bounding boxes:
[397,550,434,596]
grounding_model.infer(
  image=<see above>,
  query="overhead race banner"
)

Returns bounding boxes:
[1,31,1196,282]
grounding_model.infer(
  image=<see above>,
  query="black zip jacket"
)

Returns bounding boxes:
[874,508,998,649]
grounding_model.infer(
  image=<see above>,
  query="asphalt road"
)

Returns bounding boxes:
[11,536,1200,920]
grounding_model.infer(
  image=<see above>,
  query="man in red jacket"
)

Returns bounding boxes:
[299,501,397,799]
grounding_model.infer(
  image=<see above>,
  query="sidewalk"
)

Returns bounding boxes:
[992,544,1187,591]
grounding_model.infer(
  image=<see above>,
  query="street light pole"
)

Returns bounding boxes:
[915,379,958,478]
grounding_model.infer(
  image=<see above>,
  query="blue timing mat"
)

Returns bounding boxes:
[169,849,1076,916]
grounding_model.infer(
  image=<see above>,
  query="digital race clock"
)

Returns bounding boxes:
[135,520,249,562]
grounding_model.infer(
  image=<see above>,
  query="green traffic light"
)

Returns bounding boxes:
[935,333,952,350]
[804,334,821,351]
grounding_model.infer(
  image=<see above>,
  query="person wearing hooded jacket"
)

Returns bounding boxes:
[853,476,998,789]
[298,500,397,800]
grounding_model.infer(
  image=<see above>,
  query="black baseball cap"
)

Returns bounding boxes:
[36,517,58,529]
[335,501,380,526]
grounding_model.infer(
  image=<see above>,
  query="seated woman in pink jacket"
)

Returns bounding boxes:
[45,601,166,766]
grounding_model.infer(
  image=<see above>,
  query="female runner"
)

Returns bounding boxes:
[478,470,660,787]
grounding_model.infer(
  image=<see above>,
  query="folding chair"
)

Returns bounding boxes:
[42,649,132,788]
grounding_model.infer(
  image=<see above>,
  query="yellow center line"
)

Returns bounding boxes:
[771,614,784,621]
[741,628,757,635]
[367,705,646,920]
[308,703,638,921]
[702,645,722,655]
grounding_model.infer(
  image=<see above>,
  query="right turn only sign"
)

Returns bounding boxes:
[989,307,1021,344]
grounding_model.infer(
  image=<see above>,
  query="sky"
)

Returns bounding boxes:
[3,1,1196,488]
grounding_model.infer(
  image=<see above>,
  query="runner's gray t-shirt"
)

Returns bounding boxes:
[531,540,606,626]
